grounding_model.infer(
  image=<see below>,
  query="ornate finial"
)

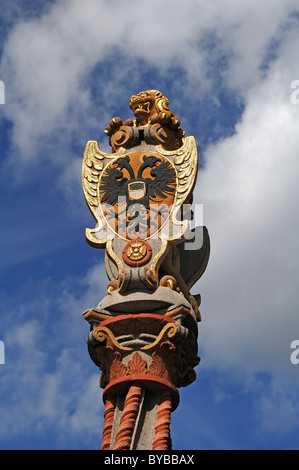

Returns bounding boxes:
[82,90,210,450]
[104,89,185,152]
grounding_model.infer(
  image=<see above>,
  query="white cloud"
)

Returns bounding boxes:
[194,25,299,383]
[1,0,298,166]
[0,263,107,445]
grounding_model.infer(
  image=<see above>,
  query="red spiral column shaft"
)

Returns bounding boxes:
[101,395,116,450]
[152,390,172,450]
[112,385,143,450]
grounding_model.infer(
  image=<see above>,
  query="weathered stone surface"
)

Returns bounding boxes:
[81,90,210,450]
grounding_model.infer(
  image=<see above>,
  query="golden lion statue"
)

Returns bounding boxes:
[105,90,185,147]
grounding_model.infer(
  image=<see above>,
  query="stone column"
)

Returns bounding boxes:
[81,90,210,450]
[84,303,200,450]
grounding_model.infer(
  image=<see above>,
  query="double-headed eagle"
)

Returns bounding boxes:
[100,154,176,209]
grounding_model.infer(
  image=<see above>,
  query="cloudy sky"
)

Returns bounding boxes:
[0,0,299,450]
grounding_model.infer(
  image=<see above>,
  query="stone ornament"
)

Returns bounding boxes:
[82,90,210,450]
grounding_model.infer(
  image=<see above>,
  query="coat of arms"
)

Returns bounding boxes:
[82,90,209,310]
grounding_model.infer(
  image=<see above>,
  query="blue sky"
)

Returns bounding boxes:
[0,0,299,450]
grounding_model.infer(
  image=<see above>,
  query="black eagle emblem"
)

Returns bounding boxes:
[99,154,176,238]
[100,154,176,209]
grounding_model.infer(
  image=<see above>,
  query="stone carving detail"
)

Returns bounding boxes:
[82,90,210,450]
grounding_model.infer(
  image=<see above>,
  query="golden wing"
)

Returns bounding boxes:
[156,136,198,242]
[82,140,114,221]
[157,136,198,207]
[173,136,198,207]
[82,140,119,247]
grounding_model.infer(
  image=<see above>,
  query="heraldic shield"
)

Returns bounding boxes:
[99,151,177,241]
[82,135,201,291]
[82,90,209,309]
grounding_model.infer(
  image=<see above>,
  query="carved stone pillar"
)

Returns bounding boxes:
[82,90,210,450]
